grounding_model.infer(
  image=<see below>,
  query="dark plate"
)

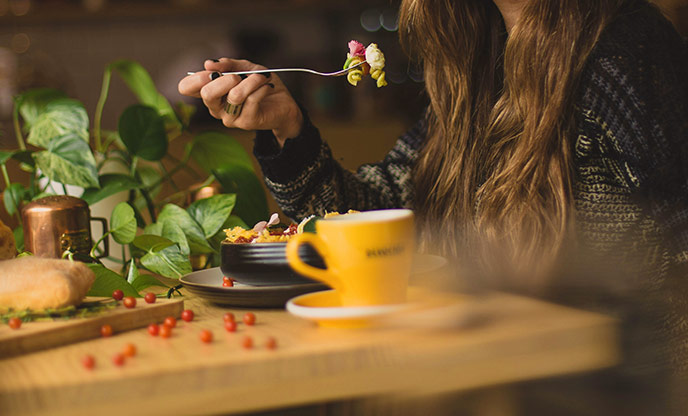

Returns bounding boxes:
[180,267,327,308]
[220,242,325,286]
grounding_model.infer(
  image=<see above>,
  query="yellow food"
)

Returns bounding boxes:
[223,227,292,244]
[224,210,359,243]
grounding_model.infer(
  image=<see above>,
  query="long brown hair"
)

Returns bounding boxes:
[400,0,628,281]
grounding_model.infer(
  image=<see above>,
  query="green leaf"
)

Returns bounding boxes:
[157,204,212,254]
[140,245,192,279]
[213,165,268,227]
[9,150,35,167]
[189,132,254,173]
[143,222,163,236]
[161,220,190,256]
[27,98,89,148]
[110,202,137,244]
[118,105,168,161]
[86,264,139,297]
[132,234,175,252]
[81,174,141,205]
[3,183,28,216]
[132,165,162,215]
[125,259,139,284]
[303,216,321,233]
[108,60,181,133]
[187,193,237,239]
[15,88,68,130]
[132,273,169,293]
[32,133,99,188]
[13,226,24,252]
[0,150,11,165]
[126,260,168,292]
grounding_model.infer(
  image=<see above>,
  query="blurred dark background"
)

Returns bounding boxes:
[0,0,685,219]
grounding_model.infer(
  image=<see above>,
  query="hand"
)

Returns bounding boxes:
[178,58,303,146]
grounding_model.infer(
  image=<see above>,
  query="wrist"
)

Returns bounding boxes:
[272,106,304,146]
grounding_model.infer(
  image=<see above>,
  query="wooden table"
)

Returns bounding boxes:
[0,290,618,416]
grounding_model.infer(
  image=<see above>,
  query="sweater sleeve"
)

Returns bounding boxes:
[253,109,426,222]
[578,9,688,263]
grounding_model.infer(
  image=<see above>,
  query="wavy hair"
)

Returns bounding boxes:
[400,0,628,281]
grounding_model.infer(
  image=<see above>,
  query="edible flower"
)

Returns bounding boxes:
[348,40,366,58]
[253,213,280,234]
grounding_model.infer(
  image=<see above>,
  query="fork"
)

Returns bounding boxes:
[187,60,367,78]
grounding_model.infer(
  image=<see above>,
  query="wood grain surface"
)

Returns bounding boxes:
[0,298,184,358]
[0,290,618,416]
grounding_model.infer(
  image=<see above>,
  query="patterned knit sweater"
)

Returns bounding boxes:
[254,0,688,405]
[254,1,687,266]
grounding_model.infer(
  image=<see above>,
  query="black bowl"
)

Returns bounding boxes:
[220,242,326,286]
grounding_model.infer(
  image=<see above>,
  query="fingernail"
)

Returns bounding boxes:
[210,72,221,80]
[267,83,275,88]
[260,72,271,79]
[239,74,248,80]
[210,59,220,63]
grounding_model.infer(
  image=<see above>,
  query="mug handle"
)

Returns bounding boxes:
[91,217,109,259]
[286,233,340,289]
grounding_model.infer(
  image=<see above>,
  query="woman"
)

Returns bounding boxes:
[180,0,687,413]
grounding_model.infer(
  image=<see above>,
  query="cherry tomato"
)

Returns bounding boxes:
[147,323,159,336]
[265,337,278,350]
[100,324,113,337]
[223,276,231,283]
[241,336,253,349]
[199,329,213,343]
[144,292,156,304]
[82,354,95,370]
[8,317,21,330]
[222,280,234,287]
[123,296,136,308]
[122,343,137,357]
[243,312,256,326]
[159,324,172,338]
[224,320,237,332]
[164,316,177,328]
[112,289,124,301]
[181,309,194,322]
[222,312,235,322]
[112,353,125,367]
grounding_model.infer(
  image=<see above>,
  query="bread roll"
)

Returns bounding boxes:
[0,218,16,260]
[0,257,95,310]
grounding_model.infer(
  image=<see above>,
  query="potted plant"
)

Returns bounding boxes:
[1,59,268,298]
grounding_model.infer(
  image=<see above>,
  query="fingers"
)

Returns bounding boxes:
[226,73,272,106]
[230,82,275,128]
[199,73,241,119]
[183,57,282,129]
[204,58,261,73]
[178,71,211,98]
[178,58,263,98]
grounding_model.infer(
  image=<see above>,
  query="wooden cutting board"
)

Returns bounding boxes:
[0,297,184,358]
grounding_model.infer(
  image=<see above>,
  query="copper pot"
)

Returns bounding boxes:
[21,195,108,260]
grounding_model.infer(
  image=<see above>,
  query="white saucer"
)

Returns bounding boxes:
[286,290,412,328]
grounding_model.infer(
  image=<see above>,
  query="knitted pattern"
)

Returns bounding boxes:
[253,0,688,399]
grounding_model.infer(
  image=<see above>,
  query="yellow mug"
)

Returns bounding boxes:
[286,209,415,306]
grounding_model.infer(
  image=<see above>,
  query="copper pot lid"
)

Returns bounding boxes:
[22,195,88,213]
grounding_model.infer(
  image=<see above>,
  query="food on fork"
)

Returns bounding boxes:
[0,257,95,310]
[343,40,387,88]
